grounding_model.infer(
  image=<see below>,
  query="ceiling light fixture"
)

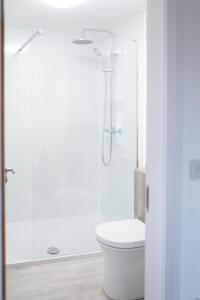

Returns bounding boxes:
[44,0,86,9]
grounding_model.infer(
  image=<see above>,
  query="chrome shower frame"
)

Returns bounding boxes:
[17,29,44,53]
[101,51,116,167]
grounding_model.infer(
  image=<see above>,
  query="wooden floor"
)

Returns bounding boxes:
[7,255,109,300]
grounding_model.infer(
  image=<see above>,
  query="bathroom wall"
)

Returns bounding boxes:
[146,0,200,298]
[157,0,200,298]
[180,0,200,298]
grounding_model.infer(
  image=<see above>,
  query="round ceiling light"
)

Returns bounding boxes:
[44,0,86,9]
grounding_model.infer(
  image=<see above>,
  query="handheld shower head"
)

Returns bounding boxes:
[93,48,102,56]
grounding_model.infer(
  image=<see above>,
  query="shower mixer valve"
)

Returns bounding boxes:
[104,128,123,135]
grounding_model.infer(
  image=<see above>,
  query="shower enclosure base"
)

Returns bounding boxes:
[6,250,103,269]
[6,214,103,265]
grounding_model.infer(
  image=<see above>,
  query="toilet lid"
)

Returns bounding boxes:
[96,219,145,249]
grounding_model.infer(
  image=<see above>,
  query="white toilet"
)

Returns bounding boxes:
[96,219,145,300]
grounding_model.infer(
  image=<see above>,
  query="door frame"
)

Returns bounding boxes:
[146,0,167,298]
[146,0,182,299]
[0,0,5,299]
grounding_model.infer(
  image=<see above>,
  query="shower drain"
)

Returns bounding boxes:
[47,247,60,255]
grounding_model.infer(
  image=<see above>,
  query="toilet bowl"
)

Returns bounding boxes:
[96,219,145,300]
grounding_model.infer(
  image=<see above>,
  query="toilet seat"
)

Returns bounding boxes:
[96,219,145,249]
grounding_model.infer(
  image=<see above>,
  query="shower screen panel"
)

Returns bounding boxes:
[30,31,137,260]
[31,31,101,259]
[5,28,137,263]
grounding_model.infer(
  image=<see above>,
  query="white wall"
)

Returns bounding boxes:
[159,0,200,298]
[180,0,200,298]
[165,0,183,299]
[147,0,200,299]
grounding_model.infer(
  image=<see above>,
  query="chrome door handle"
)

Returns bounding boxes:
[4,168,15,184]
[5,168,15,174]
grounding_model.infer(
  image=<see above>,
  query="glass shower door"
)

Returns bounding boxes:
[31,31,101,259]
[31,30,138,260]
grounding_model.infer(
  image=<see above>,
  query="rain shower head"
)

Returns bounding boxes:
[73,28,113,46]
[72,37,93,45]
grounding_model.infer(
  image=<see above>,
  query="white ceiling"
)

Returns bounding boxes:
[5,0,146,29]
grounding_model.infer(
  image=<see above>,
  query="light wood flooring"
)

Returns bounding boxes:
[7,255,109,300]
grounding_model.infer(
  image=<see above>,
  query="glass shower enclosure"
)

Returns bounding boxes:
[5,27,139,263]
